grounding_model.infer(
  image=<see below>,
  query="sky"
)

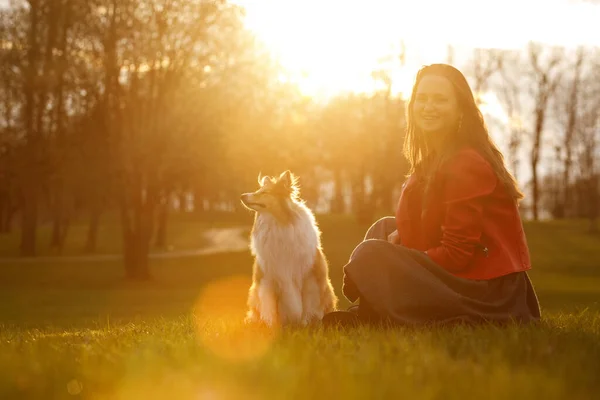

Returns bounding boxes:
[234,0,600,100]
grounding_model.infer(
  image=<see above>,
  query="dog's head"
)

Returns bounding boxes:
[240,170,300,217]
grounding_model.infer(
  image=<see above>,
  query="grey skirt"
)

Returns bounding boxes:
[342,217,541,325]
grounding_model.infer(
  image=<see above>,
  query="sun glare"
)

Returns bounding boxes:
[235,0,600,101]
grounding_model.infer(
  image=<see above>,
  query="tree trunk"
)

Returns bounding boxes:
[50,185,63,248]
[379,183,394,214]
[0,194,7,233]
[562,49,584,219]
[193,188,205,214]
[527,44,562,221]
[178,191,187,212]
[49,181,71,254]
[589,215,597,234]
[154,195,168,248]
[531,106,544,221]
[331,168,344,214]
[531,160,539,221]
[588,175,598,234]
[50,216,62,248]
[123,229,151,281]
[85,206,101,253]
[563,150,572,217]
[19,184,38,257]
[2,201,17,234]
[352,167,373,225]
[20,0,40,257]
[120,185,156,281]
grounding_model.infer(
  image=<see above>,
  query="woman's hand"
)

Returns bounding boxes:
[387,230,400,244]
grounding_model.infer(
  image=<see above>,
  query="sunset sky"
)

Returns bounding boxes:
[235,0,600,101]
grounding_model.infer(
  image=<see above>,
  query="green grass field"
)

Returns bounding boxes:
[0,216,599,399]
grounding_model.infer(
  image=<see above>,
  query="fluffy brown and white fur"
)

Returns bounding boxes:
[240,170,338,327]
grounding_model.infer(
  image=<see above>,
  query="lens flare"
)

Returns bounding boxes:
[193,275,279,362]
[106,374,254,400]
[67,379,83,395]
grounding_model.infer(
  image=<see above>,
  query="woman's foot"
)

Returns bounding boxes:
[321,310,361,328]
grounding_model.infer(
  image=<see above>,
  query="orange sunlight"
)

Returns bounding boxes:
[194,275,279,363]
[235,0,600,104]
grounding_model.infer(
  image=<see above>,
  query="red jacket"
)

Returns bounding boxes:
[395,147,531,280]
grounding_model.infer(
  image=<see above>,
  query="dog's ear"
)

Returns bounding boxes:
[279,170,292,188]
[279,170,300,197]
[258,172,270,186]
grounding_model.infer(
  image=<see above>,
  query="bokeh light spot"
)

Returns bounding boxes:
[194,275,279,362]
[67,379,83,395]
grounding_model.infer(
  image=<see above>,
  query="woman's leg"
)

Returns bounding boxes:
[343,216,397,302]
[338,217,398,322]
[323,217,400,327]
[363,216,397,242]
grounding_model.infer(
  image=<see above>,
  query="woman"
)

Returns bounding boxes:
[323,63,541,327]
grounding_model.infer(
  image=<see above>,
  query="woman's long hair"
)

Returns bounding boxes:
[403,63,524,202]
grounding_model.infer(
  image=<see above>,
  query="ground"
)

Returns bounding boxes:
[0,215,599,399]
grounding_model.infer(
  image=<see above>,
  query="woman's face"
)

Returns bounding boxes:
[412,74,461,140]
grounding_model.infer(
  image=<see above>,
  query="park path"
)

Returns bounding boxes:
[0,226,250,264]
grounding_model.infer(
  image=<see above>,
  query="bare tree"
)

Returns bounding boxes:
[526,42,564,221]
[466,48,504,106]
[0,7,22,234]
[18,0,45,256]
[575,58,600,233]
[552,47,587,218]
[496,51,526,183]
[576,113,599,233]
[46,0,78,253]
[370,44,408,216]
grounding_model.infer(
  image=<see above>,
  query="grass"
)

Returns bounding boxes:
[0,215,599,399]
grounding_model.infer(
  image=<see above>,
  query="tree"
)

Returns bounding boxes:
[552,47,586,218]
[575,69,600,233]
[496,50,526,183]
[370,47,409,216]
[0,6,23,234]
[526,42,563,221]
[466,48,504,106]
[17,0,48,256]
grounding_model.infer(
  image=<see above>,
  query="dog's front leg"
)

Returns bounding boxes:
[257,280,278,327]
[300,275,322,326]
[244,282,260,324]
[278,282,303,326]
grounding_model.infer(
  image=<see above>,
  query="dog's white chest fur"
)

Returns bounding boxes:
[250,209,319,283]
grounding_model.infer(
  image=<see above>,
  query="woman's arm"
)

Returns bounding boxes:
[425,149,497,273]
[342,271,360,302]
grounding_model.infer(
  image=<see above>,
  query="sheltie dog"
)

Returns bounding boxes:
[240,170,338,327]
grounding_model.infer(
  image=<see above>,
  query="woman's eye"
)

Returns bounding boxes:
[416,96,447,103]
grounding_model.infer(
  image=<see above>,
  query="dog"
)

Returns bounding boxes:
[240,170,338,327]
